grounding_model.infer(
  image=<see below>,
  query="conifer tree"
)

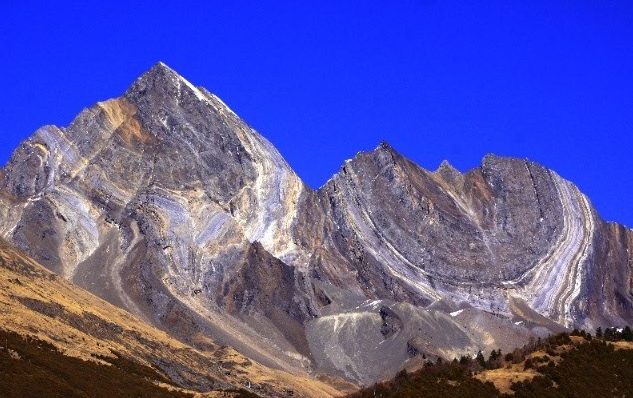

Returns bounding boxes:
[623,326,633,342]
[476,350,486,369]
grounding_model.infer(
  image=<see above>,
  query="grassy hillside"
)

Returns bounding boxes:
[0,326,190,398]
[0,328,266,398]
[346,331,633,398]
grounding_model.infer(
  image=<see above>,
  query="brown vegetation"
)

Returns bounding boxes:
[0,327,269,398]
[0,328,193,398]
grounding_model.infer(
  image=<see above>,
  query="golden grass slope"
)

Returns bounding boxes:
[0,238,343,398]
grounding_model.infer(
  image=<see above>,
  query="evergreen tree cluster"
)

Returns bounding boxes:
[346,329,633,398]
[589,325,633,342]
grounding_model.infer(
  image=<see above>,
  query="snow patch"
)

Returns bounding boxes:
[450,309,464,317]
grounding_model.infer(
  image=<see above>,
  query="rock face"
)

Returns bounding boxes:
[1,62,632,386]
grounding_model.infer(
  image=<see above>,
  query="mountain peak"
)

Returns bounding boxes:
[124,61,205,103]
[436,159,459,173]
[434,159,462,183]
[375,140,395,153]
[140,61,183,83]
[439,159,452,168]
[151,61,174,72]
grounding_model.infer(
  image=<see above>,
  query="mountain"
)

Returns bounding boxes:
[1,62,632,388]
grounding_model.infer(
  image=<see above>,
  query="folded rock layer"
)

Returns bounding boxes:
[1,62,632,386]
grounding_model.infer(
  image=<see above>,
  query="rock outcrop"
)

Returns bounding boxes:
[1,62,632,386]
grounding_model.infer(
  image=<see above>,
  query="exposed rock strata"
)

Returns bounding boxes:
[1,62,632,386]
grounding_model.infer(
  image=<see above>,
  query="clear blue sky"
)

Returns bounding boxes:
[1,1,632,226]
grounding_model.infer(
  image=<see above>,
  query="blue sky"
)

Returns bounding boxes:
[1,1,632,226]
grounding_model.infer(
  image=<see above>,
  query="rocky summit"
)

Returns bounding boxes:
[1,62,632,388]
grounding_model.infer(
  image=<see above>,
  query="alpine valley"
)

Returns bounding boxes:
[1,63,632,397]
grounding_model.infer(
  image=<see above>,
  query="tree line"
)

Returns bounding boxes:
[346,325,633,398]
